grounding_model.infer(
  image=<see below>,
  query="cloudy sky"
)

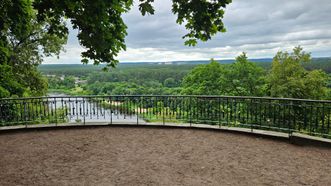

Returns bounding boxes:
[45,0,331,64]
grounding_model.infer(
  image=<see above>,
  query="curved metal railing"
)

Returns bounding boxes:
[0,95,330,138]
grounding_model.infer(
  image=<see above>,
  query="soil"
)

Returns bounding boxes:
[0,127,330,186]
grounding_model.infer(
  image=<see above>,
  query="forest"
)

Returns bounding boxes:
[40,47,331,100]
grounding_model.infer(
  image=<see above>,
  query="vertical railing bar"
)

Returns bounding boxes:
[238,98,241,125]
[68,98,71,119]
[96,98,99,119]
[189,97,192,127]
[83,97,86,125]
[218,97,221,128]
[64,99,68,122]
[136,96,139,125]
[89,97,92,119]
[47,98,51,124]
[327,105,330,137]
[246,99,249,127]
[31,99,34,123]
[104,98,107,119]
[288,100,292,136]
[38,98,44,121]
[315,105,318,135]
[230,98,233,126]
[226,98,229,127]
[26,100,30,123]
[294,100,297,134]
[233,98,236,126]
[163,96,165,125]
[75,97,78,122]
[54,98,57,126]
[322,102,325,136]
[109,96,112,125]
[303,102,307,132]
[282,103,286,132]
[251,99,254,126]
[61,98,64,123]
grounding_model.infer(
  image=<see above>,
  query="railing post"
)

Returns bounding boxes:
[163,96,165,125]
[24,101,27,128]
[250,99,253,132]
[54,98,57,126]
[288,100,293,137]
[189,96,192,127]
[83,97,86,125]
[109,96,112,125]
[136,96,139,125]
[218,97,221,128]
[61,98,64,123]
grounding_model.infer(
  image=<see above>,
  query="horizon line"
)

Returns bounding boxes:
[41,56,331,65]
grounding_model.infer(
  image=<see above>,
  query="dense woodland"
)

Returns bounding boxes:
[40,47,331,100]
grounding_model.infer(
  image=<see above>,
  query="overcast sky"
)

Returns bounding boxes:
[45,0,331,64]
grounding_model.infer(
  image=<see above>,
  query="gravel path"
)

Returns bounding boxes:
[0,127,330,185]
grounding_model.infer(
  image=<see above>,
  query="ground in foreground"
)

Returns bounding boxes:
[0,127,330,185]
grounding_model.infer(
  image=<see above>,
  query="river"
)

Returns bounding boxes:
[48,93,146,124]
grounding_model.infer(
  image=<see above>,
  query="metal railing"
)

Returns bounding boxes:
[0,95,330,138]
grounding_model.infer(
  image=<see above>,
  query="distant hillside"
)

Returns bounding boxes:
[118,58,273,65]
[39,57,331,73]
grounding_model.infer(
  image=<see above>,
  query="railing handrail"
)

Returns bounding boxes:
[1,95,331,103]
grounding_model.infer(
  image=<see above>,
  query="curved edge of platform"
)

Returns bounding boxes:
[0,123,330,148]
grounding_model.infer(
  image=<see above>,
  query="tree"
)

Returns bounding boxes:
[268,46,328,99]
[224,53,266,96]
[181,59,225,95]
[181,55,267,96]
[31,0,232,67]
[0,0,66,97]
[62,76,76,89]
[0,65,25,97]
[164,78,176,88]
[1,0,232,97]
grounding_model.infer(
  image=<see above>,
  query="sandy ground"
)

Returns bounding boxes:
[0,127,330,186]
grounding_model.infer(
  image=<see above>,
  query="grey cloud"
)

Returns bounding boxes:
[123,0,331,51]
[47,0,331,63]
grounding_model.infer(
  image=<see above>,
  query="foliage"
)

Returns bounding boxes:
[0,0,66,97]
[0,0,232,98]
[41,49,331,100]
[0,64,25,98]
[171,0,232,46]
[182,55,267,96]
[268,46,329,99]
[303,58,331,73]
[181,59,226,95]
[42,64,194,95]
[33,0,232,67]
[164,78,177,88]
[224,53,266,96]
[48,76,76,89]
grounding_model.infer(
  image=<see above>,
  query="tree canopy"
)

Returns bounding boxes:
[29,0,231,67]
[268,46,328,99]
[0,0,66,97]
[224,53,266,96]
[181,55,266,96]
[181,47,329,99]
[0,0,232,97]
[181,59,225,95]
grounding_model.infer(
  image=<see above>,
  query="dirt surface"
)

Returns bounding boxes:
[0,127,330,186]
